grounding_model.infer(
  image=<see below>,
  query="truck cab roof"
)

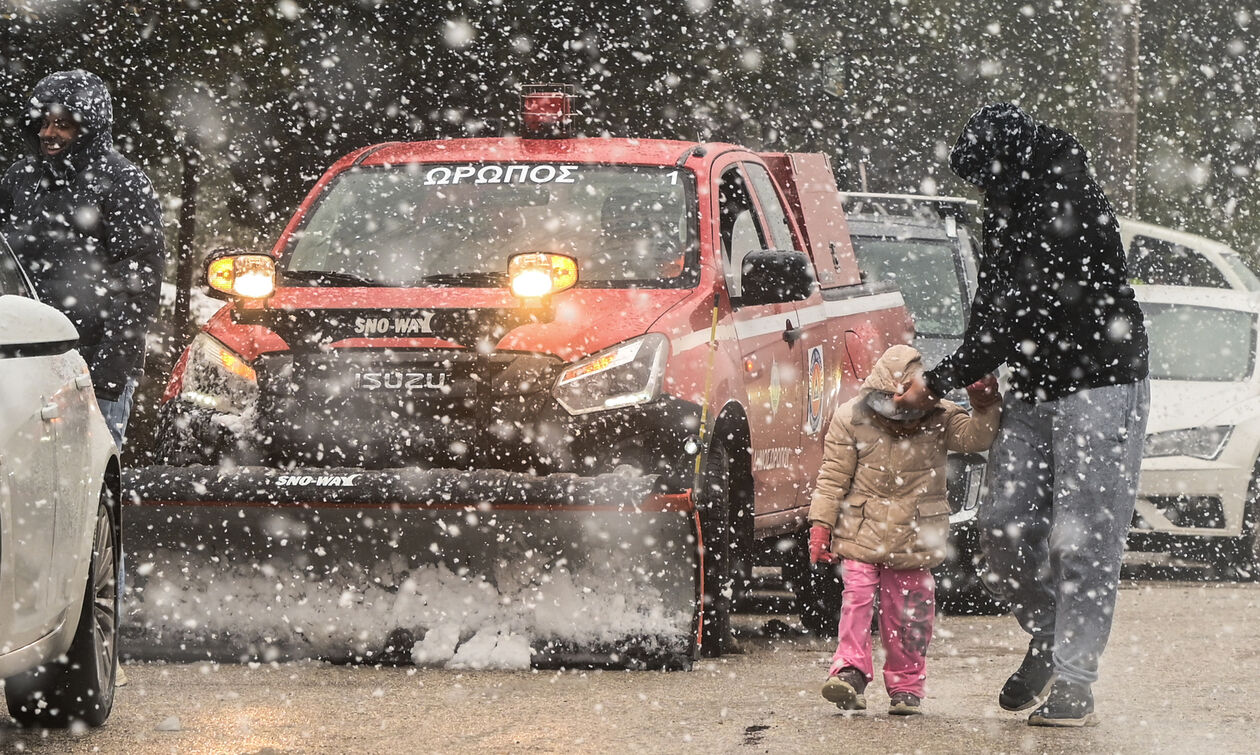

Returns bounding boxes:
[348,138,726,169]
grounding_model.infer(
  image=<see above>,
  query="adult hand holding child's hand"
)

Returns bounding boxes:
[966,374,1001,409]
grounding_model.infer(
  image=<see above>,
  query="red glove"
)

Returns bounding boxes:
[966,374,1001,409]
[809,525,836,565]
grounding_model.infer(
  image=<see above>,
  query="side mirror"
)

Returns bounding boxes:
[0,294,78,357]
[204,247,276,301]
[740,249,818,306]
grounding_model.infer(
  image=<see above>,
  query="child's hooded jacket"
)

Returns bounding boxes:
[808,345,1001,569]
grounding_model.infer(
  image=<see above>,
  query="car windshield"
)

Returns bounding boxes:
[1142,302,1257,381]
[284,163,696,288]
[851,237,966,337]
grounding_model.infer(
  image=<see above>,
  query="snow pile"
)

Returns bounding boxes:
[124,523,695,670]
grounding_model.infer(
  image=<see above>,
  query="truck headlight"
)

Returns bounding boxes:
[178,333,259,415]
[1144,426,1233,460]
[553,333,669,415]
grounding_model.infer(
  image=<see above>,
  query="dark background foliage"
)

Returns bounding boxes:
[1,0,1256,256]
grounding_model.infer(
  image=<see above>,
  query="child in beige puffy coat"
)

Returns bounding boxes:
[808,344,1000,715]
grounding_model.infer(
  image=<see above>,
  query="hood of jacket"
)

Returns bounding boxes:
[23,69,114,172]
[950,103,1091,196]
[861,344,924,397]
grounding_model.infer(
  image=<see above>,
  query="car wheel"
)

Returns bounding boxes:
[1232,468,1260,580]
[698,442,732,657]
[6,491,118,727]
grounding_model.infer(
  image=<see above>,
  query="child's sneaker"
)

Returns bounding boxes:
[822,667,867,711]
[888,692,922,716]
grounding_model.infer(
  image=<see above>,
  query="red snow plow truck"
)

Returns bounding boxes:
[124,88,911,669]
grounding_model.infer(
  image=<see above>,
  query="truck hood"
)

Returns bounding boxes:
[1147,379,1260,435]
[206,286,692,364]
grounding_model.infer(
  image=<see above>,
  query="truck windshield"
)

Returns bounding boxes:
[851,237,966,338]
[1142,302,1257,382]
[284,163,696,288]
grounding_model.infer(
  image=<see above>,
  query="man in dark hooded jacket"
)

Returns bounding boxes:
[896,104,1149,726]
[0,70,165,449]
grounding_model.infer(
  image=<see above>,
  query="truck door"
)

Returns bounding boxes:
[713,161,803,517]
[742,162,829,515]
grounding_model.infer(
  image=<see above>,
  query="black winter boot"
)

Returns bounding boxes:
[999,635,1055,711]
[1028,679,1098,727]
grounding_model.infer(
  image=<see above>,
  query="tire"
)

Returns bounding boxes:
[698,442,732,657]
[781,528,843,637]
[1241,498,1260,580]
[1216,468,1260,580]
[6,492,119,727]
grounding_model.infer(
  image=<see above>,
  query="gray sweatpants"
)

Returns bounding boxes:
[978,380,1149,686]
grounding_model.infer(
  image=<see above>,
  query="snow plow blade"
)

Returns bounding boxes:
[121,466,700,669]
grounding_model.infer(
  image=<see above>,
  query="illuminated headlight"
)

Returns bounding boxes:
[553,333,669,415]
[1143,426,1233,460]
[178,333,259,414]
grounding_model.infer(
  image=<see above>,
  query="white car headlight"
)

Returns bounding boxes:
[178,333,259,414]
[1143,426,1233,460]
[553,333,669,415]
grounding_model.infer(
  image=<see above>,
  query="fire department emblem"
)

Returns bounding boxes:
[806,346,825,435]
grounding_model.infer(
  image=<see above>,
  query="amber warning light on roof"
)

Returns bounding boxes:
[521,83,577,138]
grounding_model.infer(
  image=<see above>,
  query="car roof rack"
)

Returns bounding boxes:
[840,192,978,225]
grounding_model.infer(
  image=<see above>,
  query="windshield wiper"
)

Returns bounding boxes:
[283,269,390,287]
[418,271,509,287]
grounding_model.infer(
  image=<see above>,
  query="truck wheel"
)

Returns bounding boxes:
[6,492,118,727]
[786,532,844,637]
[699,442,732,657]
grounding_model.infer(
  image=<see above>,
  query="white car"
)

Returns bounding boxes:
[1130,285,1260,575]
[0,242,120,726]
[1121,218,1260,293]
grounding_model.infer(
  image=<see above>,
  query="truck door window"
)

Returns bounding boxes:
[718,167,769,299]
[742,163,795,250]
[1129,235,1229,288]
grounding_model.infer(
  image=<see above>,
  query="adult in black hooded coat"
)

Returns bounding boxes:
[0,70,165,447]
[897,104,1150,727]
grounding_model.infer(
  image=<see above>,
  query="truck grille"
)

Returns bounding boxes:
[254,348,561,468]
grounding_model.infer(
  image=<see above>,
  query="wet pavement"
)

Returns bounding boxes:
[2,575,1257,754]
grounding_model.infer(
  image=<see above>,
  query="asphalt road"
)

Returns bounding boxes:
[2,574,1257,754]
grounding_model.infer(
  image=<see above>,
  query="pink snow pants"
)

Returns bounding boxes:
[828,559,935,697]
